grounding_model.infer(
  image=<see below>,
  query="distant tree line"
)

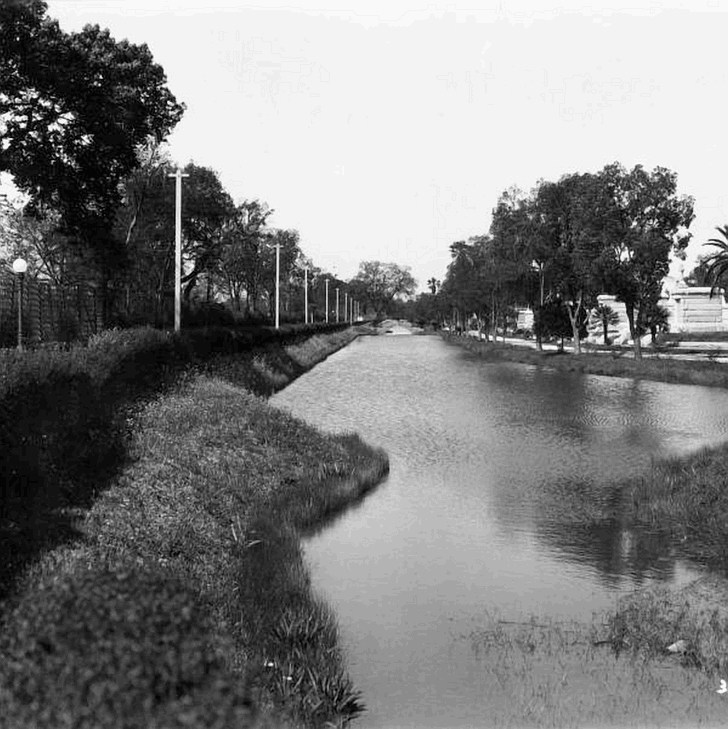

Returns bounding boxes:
[406,162,694,360]
[0,1,388,331]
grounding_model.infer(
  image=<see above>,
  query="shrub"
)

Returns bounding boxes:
[183,302,237,328]
[0,564,259,728]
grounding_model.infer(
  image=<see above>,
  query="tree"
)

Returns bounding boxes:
[593,304,619,345]
[178,163,236,304]
[685,255,717,289]
[597,163,694,360]
[111,139,175,323]
[216,206,251,312]
[701,225,728,297]
[350,261,416,318]
[260,228,301,319]
[1,1,185,313]
[534,298,584,351]
[641,301,670,345]
[532,173,608,354]
[441,239,489,335]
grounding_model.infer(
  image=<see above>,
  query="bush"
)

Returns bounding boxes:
[183,302,237,328]
[0,565,258,728]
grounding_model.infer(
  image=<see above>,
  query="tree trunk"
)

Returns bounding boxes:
[537,268,545,351]
[490,293,496,343]
[602,319,609,345]
[625,303,642,361]
[566,298,582,355]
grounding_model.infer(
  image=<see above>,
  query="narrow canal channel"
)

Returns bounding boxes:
[271,335,728,727]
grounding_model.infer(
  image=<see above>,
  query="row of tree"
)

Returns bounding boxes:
[411,162,694,359]
[2,1,420,327]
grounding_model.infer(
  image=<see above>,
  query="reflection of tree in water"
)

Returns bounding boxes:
[477,365,593,443]
[532,479,678,589]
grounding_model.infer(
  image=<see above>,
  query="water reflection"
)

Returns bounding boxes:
[271,336,728,727]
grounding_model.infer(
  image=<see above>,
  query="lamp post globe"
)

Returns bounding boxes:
[12,258,27,275]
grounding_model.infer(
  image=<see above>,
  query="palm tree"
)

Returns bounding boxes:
[702,225,728,297]
[594,303,619,345]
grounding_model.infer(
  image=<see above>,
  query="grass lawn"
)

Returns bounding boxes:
[448,333,728,388]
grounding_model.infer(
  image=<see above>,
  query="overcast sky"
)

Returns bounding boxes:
[34,1,728,289]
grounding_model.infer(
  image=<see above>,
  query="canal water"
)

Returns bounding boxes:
[270,335,728,727]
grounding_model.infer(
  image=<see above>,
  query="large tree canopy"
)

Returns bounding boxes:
[350,261,417,317]
[1,0,185,252]
[436,162,693,357]
[596,163,694,358]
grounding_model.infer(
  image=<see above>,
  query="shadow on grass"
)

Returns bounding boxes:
[0,371,178,603]
[0,332,356,605]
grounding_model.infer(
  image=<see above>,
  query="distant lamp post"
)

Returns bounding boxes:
[168,168,189,333]
[274,241,281,329]
[335,287,340,323]
[304,266,309,324]
[325,278,329,323]
[12,257,27,351]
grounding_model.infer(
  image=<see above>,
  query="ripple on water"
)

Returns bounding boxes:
[275,336,728,729]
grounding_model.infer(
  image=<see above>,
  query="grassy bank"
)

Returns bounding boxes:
[445,333,728,388]
[0,328,389,728]
[0,325,357,601]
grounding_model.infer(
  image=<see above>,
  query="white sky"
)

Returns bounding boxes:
[31,1,728,289]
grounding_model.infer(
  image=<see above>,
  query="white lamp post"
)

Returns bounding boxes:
[304,266,309,324]
[335,287,340,323]
[12,257,27,351]
[168,168,189,333]
[274,242,281,329]
[325,278,329,323]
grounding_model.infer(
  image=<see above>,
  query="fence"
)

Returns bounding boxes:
[0,270,104,346]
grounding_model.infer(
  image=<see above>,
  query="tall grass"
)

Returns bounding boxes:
[464,610,728,727]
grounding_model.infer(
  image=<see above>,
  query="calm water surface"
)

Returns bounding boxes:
[271,336,728,728]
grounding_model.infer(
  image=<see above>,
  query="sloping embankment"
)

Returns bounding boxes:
[0,327,389,729]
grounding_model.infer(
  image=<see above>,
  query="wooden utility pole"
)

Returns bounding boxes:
[168,169,189,332]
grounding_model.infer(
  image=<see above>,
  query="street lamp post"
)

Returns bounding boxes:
[344,292,348,325]
[304,266,309,324]
[335,287,340,323]
[168,169,189,333]
[274,242,281,329]
[325,278,329,323]
[12,257,27,351]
